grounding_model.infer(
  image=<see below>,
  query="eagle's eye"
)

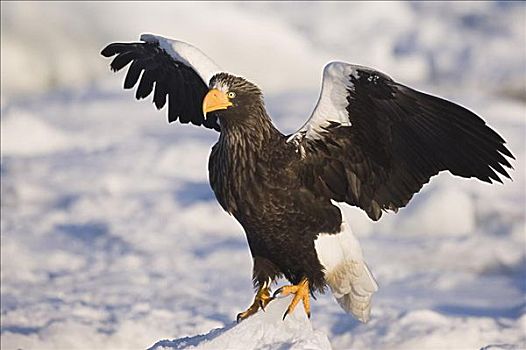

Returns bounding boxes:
[227,91,236,99]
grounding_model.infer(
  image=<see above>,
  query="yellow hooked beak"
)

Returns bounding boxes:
[202,89,233,119]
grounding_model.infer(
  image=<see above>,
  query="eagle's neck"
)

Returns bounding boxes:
[210,108,286,215]
[219,107,282,151]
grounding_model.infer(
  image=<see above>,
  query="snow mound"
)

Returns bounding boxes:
[148,296,332,350]
[480,345,524,350]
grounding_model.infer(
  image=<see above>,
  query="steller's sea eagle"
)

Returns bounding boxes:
[101,34,514,323]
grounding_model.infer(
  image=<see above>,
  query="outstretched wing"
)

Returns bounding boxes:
[101,34,222,131]
[290,62,514,221]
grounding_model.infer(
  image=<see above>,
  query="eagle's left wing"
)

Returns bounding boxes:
[290,62,514,221]
[101,34,222,131]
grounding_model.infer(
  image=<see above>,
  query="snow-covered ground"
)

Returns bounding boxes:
[1,2,525,350]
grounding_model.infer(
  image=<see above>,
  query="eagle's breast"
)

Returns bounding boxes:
[208,124,290,216]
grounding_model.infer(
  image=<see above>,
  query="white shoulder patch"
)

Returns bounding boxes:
[289,61,358,142]
[141,34,223,84]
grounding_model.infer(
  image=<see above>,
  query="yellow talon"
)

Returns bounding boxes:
[273,277,311,320]
[237,282,273,322]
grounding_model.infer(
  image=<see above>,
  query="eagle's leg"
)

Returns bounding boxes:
[236,279,273,322]
[273,277,310,320]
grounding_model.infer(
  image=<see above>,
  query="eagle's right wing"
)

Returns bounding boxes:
[290,62,514,221]
[101,34,222,131]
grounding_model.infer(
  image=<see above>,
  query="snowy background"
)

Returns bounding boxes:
[1,2,525,349]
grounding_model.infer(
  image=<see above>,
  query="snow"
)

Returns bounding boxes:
[1,110,74,156]
[149,296,331,350]
[1,2,525,350]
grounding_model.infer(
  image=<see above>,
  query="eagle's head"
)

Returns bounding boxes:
[203,73,264,124]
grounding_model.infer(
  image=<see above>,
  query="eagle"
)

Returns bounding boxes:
[101,34,514,323]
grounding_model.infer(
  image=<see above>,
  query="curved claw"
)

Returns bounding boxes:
[276,278,311,321]
[237,303,259,323]
[282,309,290,321]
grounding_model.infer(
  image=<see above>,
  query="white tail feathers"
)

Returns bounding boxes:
[330,261,378,323]
[314,218,379,323]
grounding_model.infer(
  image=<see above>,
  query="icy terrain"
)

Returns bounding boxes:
[149,296,331,350]
[1,2,525,350]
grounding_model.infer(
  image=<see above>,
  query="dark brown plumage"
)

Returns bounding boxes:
[203,73,336,292]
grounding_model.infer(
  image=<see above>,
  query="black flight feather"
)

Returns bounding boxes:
[101,40,220,131]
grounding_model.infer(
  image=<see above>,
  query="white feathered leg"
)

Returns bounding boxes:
[314,217,378,323]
